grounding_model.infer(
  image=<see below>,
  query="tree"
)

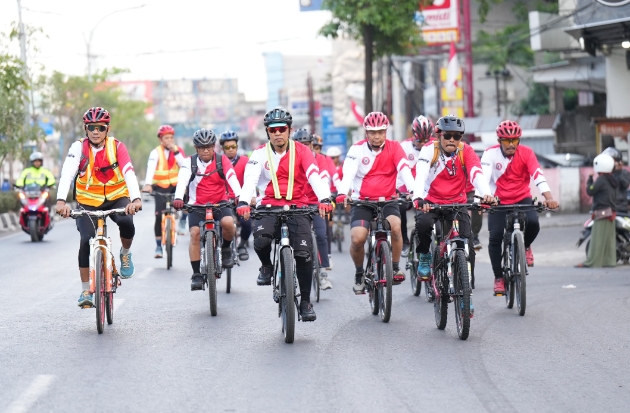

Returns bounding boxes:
[319,0,422,114]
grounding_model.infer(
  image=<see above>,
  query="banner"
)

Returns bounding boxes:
[415,0,460,45]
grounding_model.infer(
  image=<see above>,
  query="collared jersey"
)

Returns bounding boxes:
[337,139,413,200]
[226,154,249,199]
[174,154,241,205]
[480,144,551,205]
[240,141,331,207]
[306,152,333,204]
[413,141,490,204]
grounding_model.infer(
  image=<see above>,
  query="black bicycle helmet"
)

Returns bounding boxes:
[291,128,312,144]
[602,146,622,162]
[435,116,465,134]
[219,130,239,144]
[263,107,293,127]
[192,129,217,147]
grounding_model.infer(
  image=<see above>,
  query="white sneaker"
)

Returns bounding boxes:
[326,255,333,271]
[319,272,332,290]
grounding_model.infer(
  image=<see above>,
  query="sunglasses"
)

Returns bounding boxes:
[268,126,288,134]
[197,146,214,152]
[222,144,237,150]
[500,138,520,145]
[442,133,462,141]
[86,124,108,132]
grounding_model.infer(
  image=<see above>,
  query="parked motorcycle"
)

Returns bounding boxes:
[576,213,630,264]
[17,183,53,242]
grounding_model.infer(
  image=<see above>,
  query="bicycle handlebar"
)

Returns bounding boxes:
[183,201,234,212]
[146,192,177,199]
[488,203,553,213]
[69,208,128,219]
[349,198,402,208]
[251,205,318,220]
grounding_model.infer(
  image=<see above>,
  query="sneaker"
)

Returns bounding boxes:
[353,272,366,294]
[493,278,505,295]
[191,273,204,291]
[155,246,163,258]
[178,219,187,235]
[221,247,234,268]
[402,242,410,256]
[257,265,273,286]
[300,300,316,322]
[526,247,534,267]
[237,245,249,261]
[473,236,482,251]
[77,290,94,308]
[417,252,432,281]
[326,255,333,271]
[119,249,135,279]
[319,272,332,290]
[393,269,406,285]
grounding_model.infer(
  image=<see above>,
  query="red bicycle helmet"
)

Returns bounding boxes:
[83,107,111,124]
[157,125,175,138]
[496,120,522,139]
[363,112,389,130]
[412,115,434,143]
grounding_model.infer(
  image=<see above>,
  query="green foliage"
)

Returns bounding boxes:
[563,89,578,112]
[0,191,21,213]
[514,82,549,115]
[477,0,504,23]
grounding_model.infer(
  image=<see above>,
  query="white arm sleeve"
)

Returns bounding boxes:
[412,146,432,199]
[227,173,242,198]
[332,171,341,190]
[174,151,186,167]
[174,157,192,200]
[336,147,360,196]
[124,169,142,201]
[144,148,158,185]
[399,167,415,194]
[309,173,332,201]
[239,150,263,203]
[56,141,82,202]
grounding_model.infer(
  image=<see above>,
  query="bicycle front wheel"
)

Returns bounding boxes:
[280,247,295,343]
[453,250,471,340]
[205,232,218,316]
[504,242,515,309]
[377,241,393,323]
[165,218,173,270]
[95,248,105,334]
[311,232,320,303]
[408,231,421,297]
[106,270,114,325]
[336,225,343,253]
[434,253,448,330]
[513,232,527,316]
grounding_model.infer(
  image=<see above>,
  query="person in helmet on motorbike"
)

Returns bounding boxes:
[16,152,56,197]
[602,147,630,214]
[142,125,186,258]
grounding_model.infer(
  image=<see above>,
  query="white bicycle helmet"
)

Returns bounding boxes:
[326,147,342,157]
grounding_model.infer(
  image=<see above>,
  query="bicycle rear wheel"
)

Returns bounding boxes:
[513,232,527,316]
[95,249,105,334]
[280,248,295,343]
[205,232,218,316]
[503,242,515,309]
[165,218,173,270]
[408,231,421,297]
[311,232,320,303]
[433,253,448,330]
[106,270,114,325]
[425,234,437,302]
[453,250,471,340]
[377,241,393,323]
[336,224,343,253]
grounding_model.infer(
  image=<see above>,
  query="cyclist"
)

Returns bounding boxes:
[236,107,332,322]
[219,130,252,261]
[412,116,495,315]
[172,129,242,291]
[602,147,630,214]
[55,107,142,307]
[325,146,343,261]
[335,111,415,294]
[312,135,324,155]
[398,115,435,255]
[291,128,333,290]
[480,120,559,295]
[142,125,186,258]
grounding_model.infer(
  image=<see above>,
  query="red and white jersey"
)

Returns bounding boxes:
[396,138,436,192]
[413,142,491,204]
[306,152,333,204]
[174,155,241,205]
[337,139,414,200]
[480,144,550,204]
[225,154,249,199]
[240,141,331,207]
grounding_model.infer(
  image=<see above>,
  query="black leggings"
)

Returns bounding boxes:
[237,215,252,245]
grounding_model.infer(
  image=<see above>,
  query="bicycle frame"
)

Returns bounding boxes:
[160,194,178,247]
[88,217,117,295]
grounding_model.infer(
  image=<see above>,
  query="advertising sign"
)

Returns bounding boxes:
[321,107,347,152]
[415,0,460,45]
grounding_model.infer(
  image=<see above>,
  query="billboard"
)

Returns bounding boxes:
[415,0,460,45]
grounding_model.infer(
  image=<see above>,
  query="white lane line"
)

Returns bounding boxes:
[114,298,126,313]
[4,374,54,413]
[137,268,152,279]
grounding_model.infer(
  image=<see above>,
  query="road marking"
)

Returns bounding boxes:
[114,299,125,313]
[137,268,152,279]
[4,374,54,413]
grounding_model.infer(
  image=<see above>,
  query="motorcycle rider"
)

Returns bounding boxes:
[172,129,242,291]
[16,152,56,207]
[602,147,630,214]
[142,125,186,258]
[336,112,415,294]
[236,107,332,322]
[55,107,142,307]
[479,120,559,294]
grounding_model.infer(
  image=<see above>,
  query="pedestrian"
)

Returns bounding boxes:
[1,178,10,192]
[602,147,630,214]
[576,153,619,268]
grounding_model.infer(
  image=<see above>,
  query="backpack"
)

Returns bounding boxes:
[184,154,227,202]
[430,141,467,179]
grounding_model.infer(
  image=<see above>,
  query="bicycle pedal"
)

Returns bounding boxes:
[80,304,94,309]
[493,292,505,297]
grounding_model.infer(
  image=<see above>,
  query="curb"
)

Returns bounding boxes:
[0,213,17,232]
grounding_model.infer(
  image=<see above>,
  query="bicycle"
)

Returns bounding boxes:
[69,208,127,334]
[226,211,241,294]
[350,197,400,323]
[489,203,548,316]
[426,203,485,340]
[331,206,345,253]
[148,192,178,270]
[311,228,320,303]
[184,201,234,316]
[406,224,438,302]
[251,205,319,343]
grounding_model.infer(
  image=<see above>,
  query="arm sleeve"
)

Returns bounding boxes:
[525,150,551,195]
[56,141,82,201]
[174,146,186,167]
[45,169,56,187]
[412,146,432,199]
[301,147,330,200]
[115,141,135,176]
[124,169,141,201]
[586,175,602,197]
[144,149,158,185]
[465,146,492,197]
[15,169,28,187]
[174,157,192,200]
[394,141,414,190]
[222,155,241,197]
[239,150,263,203]
[336,146,360,196]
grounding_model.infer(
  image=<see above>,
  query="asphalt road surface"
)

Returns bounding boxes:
[1,206,629,413]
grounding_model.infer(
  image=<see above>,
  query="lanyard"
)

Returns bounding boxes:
[266,140,295,200]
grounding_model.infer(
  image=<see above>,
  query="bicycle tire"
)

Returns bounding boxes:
[311,232,320,303]
[378,241,393,323]
[504,241,515,309]
[433,252,448,330]
[165,218,173,270]
[106,267,114,325]
[453,250,471,340]
[205,231,218,316]
[95,248,105,334]
[408,231,421,297]
[425,233,437,302]
[280,247,295,343]
[369,249,379,315]
[336,224,343,253]
[29,219,38,242]
[513,232,527,316]
[226,267,232,294]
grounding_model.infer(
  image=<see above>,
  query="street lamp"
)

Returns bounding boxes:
[84,4,147,81]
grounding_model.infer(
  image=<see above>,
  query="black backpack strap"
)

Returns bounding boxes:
[188,154,199,185]
[216,153,225,180]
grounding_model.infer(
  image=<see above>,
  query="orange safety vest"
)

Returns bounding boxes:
[152,145,179,188]
[75,137,129,207]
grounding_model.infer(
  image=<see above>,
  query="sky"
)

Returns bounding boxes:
[0,0,333,102]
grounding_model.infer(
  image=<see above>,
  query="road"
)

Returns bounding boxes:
[1,205,629,413]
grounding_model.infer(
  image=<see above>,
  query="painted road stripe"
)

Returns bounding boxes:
[4,374,54,413]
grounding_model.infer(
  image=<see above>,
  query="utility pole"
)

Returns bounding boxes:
[307,73,315,134]
[463,0,474,117]
[16,0,30,121]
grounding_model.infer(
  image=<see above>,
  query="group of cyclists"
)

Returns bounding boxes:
[52,104,560,322]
